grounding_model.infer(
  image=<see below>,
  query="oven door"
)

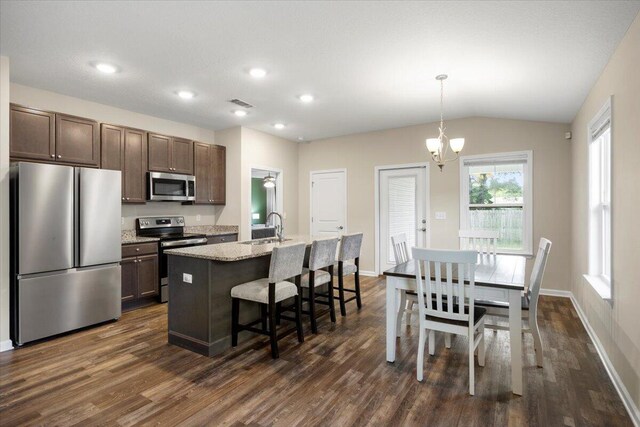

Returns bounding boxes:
[158,238,208,302]
[148,172,196,201]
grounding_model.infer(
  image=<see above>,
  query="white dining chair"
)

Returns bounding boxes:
[413,248,486,395]
[459,229,499,256]
[476,238,552,367]
[391,233,418,335]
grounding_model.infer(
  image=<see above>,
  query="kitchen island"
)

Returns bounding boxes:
[165,235,335,357]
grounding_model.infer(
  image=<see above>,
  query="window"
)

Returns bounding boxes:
[585,97,612,300]
[460,151,533,255]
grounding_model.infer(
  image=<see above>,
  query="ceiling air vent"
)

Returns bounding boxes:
[229,98,254,108]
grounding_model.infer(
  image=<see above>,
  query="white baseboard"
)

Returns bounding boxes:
[0,340,13,352]
[567,292,640,426]
[359,270,378,277]
[539,288,573,298]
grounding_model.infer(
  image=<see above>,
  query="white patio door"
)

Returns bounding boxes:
[379,166,428,272]
[310,170,347,236]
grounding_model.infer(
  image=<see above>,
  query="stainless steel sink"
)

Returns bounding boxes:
[240,238,292,245]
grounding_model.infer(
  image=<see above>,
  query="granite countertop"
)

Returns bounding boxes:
[165,234,340,262]
[121,225,238,244]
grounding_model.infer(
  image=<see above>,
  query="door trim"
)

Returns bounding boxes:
[374,162,430,275]
[309,169,347,236]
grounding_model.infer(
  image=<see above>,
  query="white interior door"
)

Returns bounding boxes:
[311,170,347,236]
[379,166,428,272]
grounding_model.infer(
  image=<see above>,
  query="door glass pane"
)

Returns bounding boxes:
[388,176,416,263]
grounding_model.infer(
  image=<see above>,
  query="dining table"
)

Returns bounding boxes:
[383,253,527,395]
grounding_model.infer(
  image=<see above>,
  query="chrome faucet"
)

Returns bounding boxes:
[266,211,285,242]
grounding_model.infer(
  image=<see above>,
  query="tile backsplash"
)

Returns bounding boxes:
[121,202,223,229]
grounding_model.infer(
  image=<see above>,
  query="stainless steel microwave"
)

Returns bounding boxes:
[147,172,196,201]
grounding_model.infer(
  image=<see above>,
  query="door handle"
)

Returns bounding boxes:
[418,227,427,232]
[337,226,344,230]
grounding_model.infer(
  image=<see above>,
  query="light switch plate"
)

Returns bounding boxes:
[435,211,447,220]
[183,273,192,284]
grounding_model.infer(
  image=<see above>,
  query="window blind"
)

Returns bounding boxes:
[463,153,529,167]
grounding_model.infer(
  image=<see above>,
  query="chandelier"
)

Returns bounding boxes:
[263,172,276,188]
[425,74,464,171]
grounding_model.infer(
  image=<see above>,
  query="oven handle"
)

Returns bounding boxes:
[161,238,208,248]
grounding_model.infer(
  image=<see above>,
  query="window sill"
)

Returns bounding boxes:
[583,274,612,300]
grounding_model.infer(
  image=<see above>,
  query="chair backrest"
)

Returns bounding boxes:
[459,229,499,255]
[338,233,363,261]
[309,237,339,271]
[268,243,306,282]
[412,248,477,326]
[391,233,410,264]
[528,238,552,299]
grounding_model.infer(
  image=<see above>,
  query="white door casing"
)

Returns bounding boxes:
[376,164,429,273]
[310,169,347,236]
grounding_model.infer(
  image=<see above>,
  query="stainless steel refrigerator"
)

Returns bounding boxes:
[10,162,122,346]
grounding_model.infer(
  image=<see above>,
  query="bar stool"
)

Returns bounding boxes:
[334,233,363,316]
[299,237,339,333]
[230,243,306,359]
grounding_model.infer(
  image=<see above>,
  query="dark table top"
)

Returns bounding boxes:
[383,254,526,290]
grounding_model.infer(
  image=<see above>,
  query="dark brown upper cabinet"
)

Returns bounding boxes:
[100,124,147,203]
[193,142,226,205]
[56,113,100,166]
[10,104,55,161]
[148,134,193,175]
[210,145,226,205]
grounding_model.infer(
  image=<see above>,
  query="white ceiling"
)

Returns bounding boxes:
[1,1,638,141]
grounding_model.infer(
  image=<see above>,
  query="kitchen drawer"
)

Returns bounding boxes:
[122,242,158,258]
[207,234,238,245]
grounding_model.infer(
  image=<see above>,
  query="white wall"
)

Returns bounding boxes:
[570,13,640,411]
[0,57,11,350]
[9,83,228,229]
[298,117,573,287]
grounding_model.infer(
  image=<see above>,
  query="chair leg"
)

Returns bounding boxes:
[268,300,279,359]
[231,298,239,347]
[337,274,346,317]
[469,336,475,396]
[295,293,304,343]
[530,309,544,368]
[396,291,407,337]
[354,264,362,309]
[260,304,267,332]
[417,328,426,381]
[275,302,282,326]
[478,322,486,367]
[405,300,414,325]
[309,279,318,334]
[445,333,452,349]
[428,330,435,356]
[327,278,337,323]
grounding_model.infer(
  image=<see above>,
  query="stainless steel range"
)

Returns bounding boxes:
[136,216,207,302]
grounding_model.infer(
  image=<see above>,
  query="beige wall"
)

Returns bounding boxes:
[298,117,572,289]
[9,83,227,229]
[240,127,299,241]
[214,126,242,228]
[0,57,10,348]
[570,14,640,409]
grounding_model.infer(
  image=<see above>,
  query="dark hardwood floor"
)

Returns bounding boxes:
[0,276,632,426]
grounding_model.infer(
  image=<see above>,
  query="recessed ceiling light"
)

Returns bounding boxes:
[273,123,286,130]
[249,68,267,78]
[177,90,195,99]
[298,94,314,103]
[95,62,118,74]
[233,110,247,117]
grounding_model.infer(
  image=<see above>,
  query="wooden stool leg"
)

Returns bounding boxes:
[355,258,362,309]
[309,272,318,334]
[337,262,346,316]
[231,298,239,347]
[261,304,267,332]
[268,299,279,359]
[328,268,337,323]
[275,302,282,326]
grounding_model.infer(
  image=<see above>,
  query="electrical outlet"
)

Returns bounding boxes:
[183,273,192,284]
[196,215,201,222]
[435,211,447,220]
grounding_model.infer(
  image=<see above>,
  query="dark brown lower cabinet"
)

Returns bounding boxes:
[121,243,159,310]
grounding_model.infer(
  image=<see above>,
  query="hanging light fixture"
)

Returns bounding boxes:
[263,172,276,188]
[425,74,465,171]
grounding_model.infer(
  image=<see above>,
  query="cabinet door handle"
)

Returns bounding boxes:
[126,197,130,201]
[57,155,62,159]
[50,154,55,158]
[136,248,140,252]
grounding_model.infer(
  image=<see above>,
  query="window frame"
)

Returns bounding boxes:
[459,150,533,256]
[584,97,612,301]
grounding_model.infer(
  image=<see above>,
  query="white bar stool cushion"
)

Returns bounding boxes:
[231,279,298,304]
[300,268,331,287]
